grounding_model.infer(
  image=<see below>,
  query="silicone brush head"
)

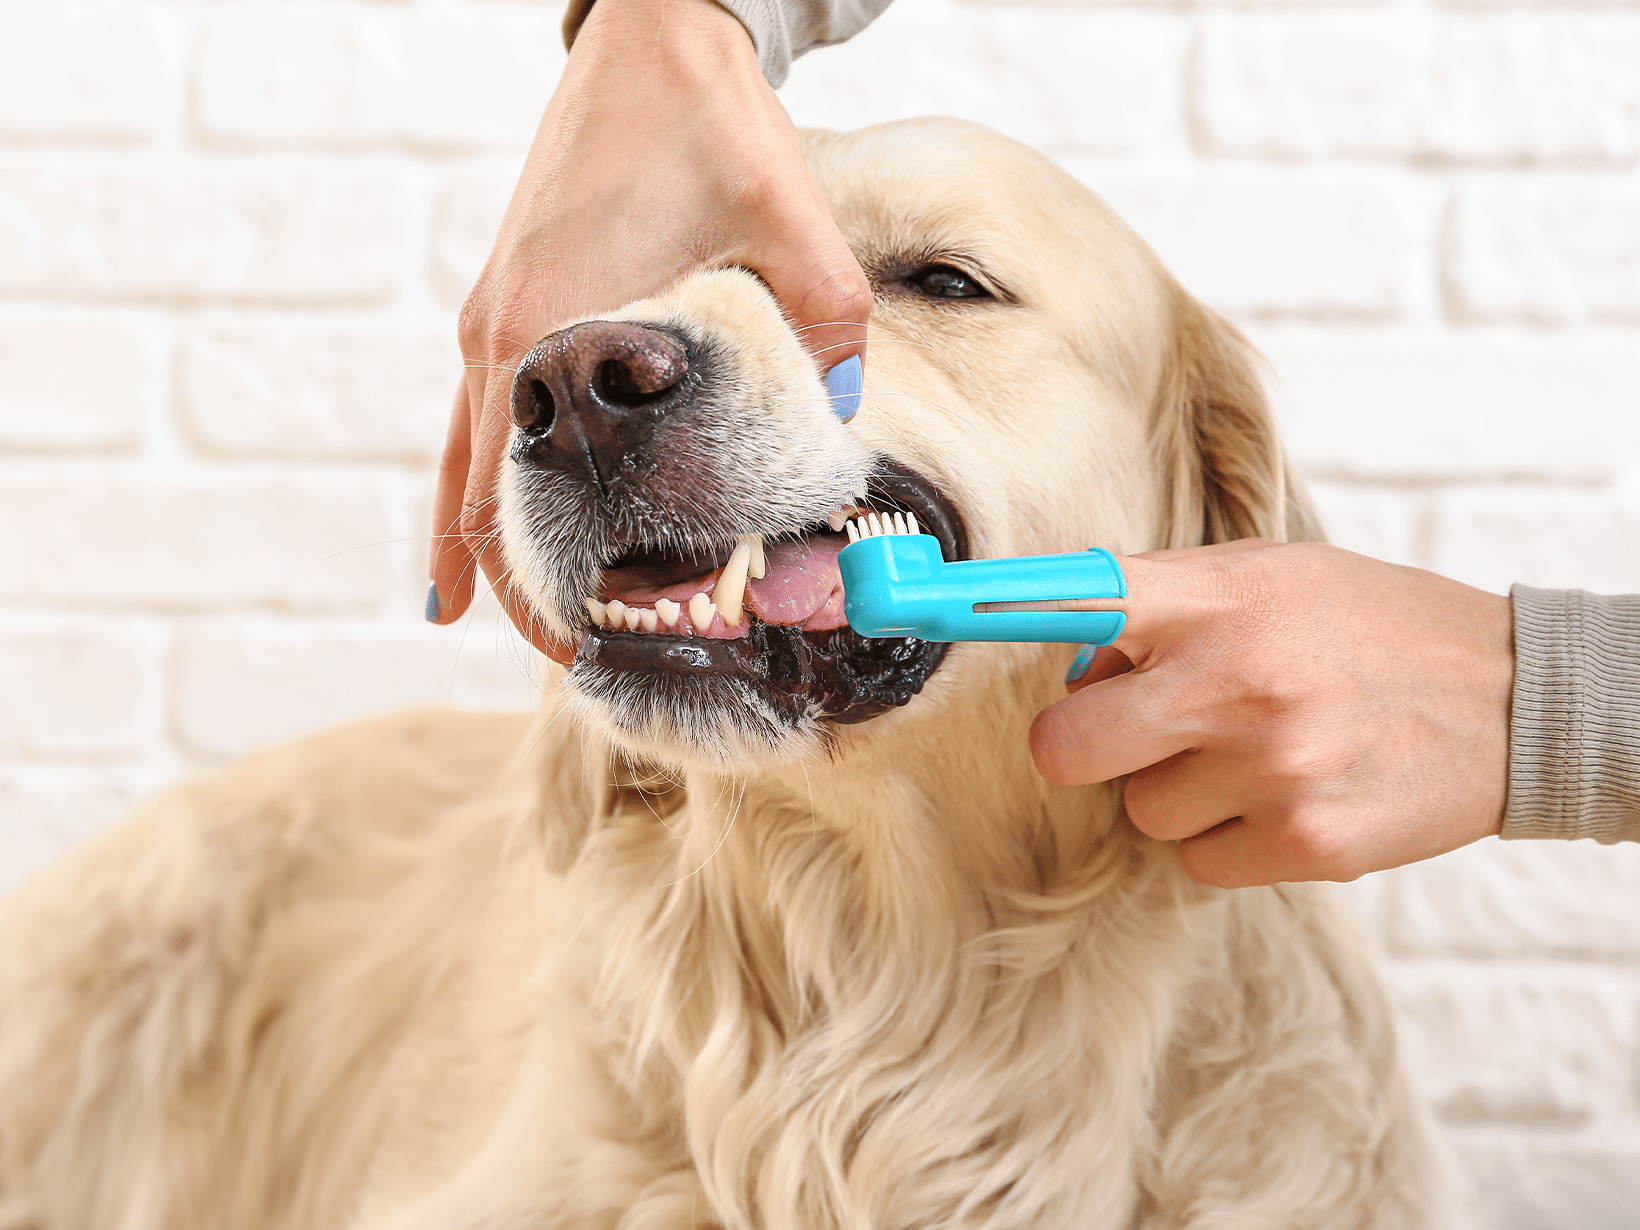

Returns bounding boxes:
[837,515,1126,644]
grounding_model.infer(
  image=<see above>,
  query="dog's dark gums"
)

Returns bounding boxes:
[577,621,947,726]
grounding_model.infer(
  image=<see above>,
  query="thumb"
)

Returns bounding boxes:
[745,201,872,378]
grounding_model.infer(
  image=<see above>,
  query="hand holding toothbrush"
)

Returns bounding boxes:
[1029,540,1515,888]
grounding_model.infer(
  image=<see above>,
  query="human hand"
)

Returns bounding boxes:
[428,0,871,661]
[1030,540,1514,887]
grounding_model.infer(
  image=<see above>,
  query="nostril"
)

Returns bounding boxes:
[515,377,556,433]
[598,358,675,410]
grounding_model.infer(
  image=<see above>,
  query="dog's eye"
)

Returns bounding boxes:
[910,264,991,301]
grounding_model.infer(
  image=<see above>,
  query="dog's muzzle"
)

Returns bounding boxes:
[502,315,967,743]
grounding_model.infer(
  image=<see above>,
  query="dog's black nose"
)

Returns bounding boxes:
[509,321,690,491]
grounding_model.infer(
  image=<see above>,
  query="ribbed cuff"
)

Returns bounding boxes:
[1504,585,1640,844]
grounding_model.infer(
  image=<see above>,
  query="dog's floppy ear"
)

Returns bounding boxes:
[1152,287,1324,548]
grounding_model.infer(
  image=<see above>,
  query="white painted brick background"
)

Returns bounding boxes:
[1,1,1637,1224]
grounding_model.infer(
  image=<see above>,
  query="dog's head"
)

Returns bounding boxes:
[499,119,1314,771]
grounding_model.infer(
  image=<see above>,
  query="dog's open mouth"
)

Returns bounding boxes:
[573,460,969,726]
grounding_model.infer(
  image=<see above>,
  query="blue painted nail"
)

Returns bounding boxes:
[424,581,440,622]
[823,354,862,422]
[1065,643,1099,684]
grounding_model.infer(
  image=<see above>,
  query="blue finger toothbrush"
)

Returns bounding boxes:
[836,512,1126,645]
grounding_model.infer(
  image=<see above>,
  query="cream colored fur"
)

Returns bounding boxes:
[0,119,1466,1230]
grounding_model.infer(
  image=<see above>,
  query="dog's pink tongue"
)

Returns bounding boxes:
[746,537,847,630]
[600,536,848,636]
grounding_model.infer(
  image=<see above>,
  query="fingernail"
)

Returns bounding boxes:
[1065,643,1098,684]
[823,354,862,423]
[424,581,440,623]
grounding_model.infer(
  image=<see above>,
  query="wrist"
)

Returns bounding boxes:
[572,0,758,72]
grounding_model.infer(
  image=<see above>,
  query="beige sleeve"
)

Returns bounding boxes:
[1503,585,1640,843]
[562,0,890,86]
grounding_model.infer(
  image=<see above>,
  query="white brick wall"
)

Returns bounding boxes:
[1,1,1636,1223]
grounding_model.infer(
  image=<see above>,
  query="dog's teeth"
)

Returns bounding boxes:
[655,598,680,629]
[827,509,849,532]
[716,538,753,627]
[639,608,658,633]
[907,511,919,536]
[605,599,628,629]
[586,597,607,627]
[623,606,641,631]
[892,512,909,535]
[688,592,714,633]
[748,535,766,581]
[846,520,860,543]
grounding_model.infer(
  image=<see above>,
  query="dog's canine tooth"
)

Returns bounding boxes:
[748,535,766,581]
[606,599,628,630]
[586,597,607,627]
[623,606,641,632]
[716,538,754,626]
[688,592,714,633]
[827,509,849,532]
[639,608,658,633]
[655,597,681,629]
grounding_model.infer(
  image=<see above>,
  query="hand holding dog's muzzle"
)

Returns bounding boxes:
[425,0,871,653]
[1031,540,1514,890]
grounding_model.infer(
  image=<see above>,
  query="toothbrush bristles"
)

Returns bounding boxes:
[845,509,927,539]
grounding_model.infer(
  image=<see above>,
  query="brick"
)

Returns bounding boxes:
[1195,13,1420,159]
[195,9,561,150]
[1197,15,1640,163]
[0,776,139,897]
[1256,336,1640,482]
[171,614,537,759]
[1429,484,1640,596]
[1447,178,1640,326]
[0,622,160,759]
[429,171,513,307]
[0,169,403,305]
[1389,964,1635,1124]
[181,324,460,462]
[0,471,394,612]
[0,4,164,143]
[1087,170,1431,319]
[0,317,155,451]
[1387,839,1640,960]
[1461,1146,1640,1230]
[781,1,1186,155]
[1297,482,1423,567]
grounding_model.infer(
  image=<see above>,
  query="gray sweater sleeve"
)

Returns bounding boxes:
[562,0,891,87]
[1503,585,1640,843]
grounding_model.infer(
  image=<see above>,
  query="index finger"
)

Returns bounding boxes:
[1069,539,1279,668]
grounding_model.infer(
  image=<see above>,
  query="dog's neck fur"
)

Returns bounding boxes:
[548,651,1214,1226]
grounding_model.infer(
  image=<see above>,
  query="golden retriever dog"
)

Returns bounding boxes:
[0,118,1465,1230]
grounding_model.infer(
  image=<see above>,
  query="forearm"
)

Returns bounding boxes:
[1505,586,1640,843]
